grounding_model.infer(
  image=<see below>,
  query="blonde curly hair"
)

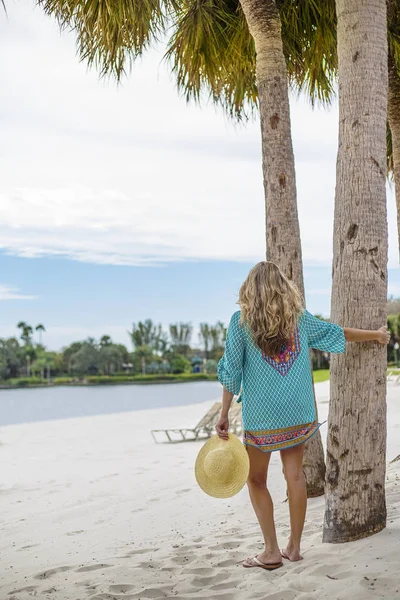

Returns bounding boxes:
[238,261,304,357]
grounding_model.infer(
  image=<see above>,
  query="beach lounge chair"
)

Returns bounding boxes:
[151,399,242,443]
[387,371,400,385]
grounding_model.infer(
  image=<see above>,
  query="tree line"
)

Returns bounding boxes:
[2,304,399,381]
[0,320,229,380]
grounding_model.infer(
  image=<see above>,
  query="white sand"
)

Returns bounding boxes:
[0,382,400,600]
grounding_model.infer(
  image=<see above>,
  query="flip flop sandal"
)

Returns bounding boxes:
[243,556,283,570]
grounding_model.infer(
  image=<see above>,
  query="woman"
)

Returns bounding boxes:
[216,261,390,571]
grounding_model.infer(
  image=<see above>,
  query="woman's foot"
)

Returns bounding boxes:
[281,545,303,562]
[243,554,283,570]
[257,549,283,565]
[243,549,282,568]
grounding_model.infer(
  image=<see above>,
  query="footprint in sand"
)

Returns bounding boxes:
[76,563,112,573]
[34,566,72,580]
[215,555,244,568]
[89,595,135,600]
[66,530,85,536]
[181,567,216,576]
[208,541,242,551]
[7,586,38,595]
[211,579,242,592]
[131,587,175,599]
[123,548,154,557]
[176,595,236,600]
[170,554,197,565]
[261,592,298,600]
[16,544,40,551]
[173,544,202,552]
[190,573,231,587]
[109,584,135,594]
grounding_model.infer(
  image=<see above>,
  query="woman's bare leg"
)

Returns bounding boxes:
[245,445,282,565]
[280,443,306,561]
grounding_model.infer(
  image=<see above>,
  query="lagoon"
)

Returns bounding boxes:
[0,381,221,426]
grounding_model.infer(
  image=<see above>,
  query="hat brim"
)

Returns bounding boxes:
[195,434,250,498]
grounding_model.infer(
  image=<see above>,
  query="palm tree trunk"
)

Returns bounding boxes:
[388,55,400,260]
[238,0,325,497]
[323,0,388,543]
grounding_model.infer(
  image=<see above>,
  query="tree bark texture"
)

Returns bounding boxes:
[324,0,388,543]
[388,55,400,261]
[238,0,325,497]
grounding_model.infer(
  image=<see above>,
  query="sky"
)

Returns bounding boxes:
[0,1,399,351]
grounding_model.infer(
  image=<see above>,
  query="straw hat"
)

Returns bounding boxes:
[195,434,250,498]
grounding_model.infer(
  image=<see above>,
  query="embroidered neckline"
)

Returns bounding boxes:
[261,327,301,376]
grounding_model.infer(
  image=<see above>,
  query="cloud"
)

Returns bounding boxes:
[0,285,38,301]
[0,2,398,270]
[0,184,264,265]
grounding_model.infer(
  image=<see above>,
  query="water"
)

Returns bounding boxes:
[0,381,222,426]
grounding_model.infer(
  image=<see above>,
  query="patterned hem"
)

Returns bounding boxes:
[243,421,322,453]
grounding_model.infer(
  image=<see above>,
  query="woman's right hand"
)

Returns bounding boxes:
[216,415,229,440]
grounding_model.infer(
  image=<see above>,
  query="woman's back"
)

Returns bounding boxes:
[218,309,345,443]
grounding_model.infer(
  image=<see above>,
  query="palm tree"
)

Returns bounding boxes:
[129,320,166,353]
[135,345,153,376]
[169,323,193,356]
[322,0,388,543]
[17,322,34,346]
[100,335,112,347]
[35,323,46,346]
[388,0,400,260]
[199,324,212,361]
[35,0,337,496]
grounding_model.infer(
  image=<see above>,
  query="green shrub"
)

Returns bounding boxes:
[3,373,219,387]
[8,377,46,387]
[170,355,192,374]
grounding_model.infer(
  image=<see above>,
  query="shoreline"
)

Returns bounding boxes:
[2,367,399,390]
[0,369,335,390]
[0,373,219,390]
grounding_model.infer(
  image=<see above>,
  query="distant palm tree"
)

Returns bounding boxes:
[100,335,112,347]
[35,323,46,346]
[169,323,193,356]
[199,324,212,360]
[17,322,33,346]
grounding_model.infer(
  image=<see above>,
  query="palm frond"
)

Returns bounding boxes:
[165,0,257,120]
[279,0,337,106]
[38,0,168,79]
[388,0,400,74]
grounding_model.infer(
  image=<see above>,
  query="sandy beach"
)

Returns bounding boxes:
[1,381,399,600]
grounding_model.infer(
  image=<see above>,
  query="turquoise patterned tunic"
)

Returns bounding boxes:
[217,310,346,451]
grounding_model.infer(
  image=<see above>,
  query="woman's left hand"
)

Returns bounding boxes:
[376,326,390,345]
